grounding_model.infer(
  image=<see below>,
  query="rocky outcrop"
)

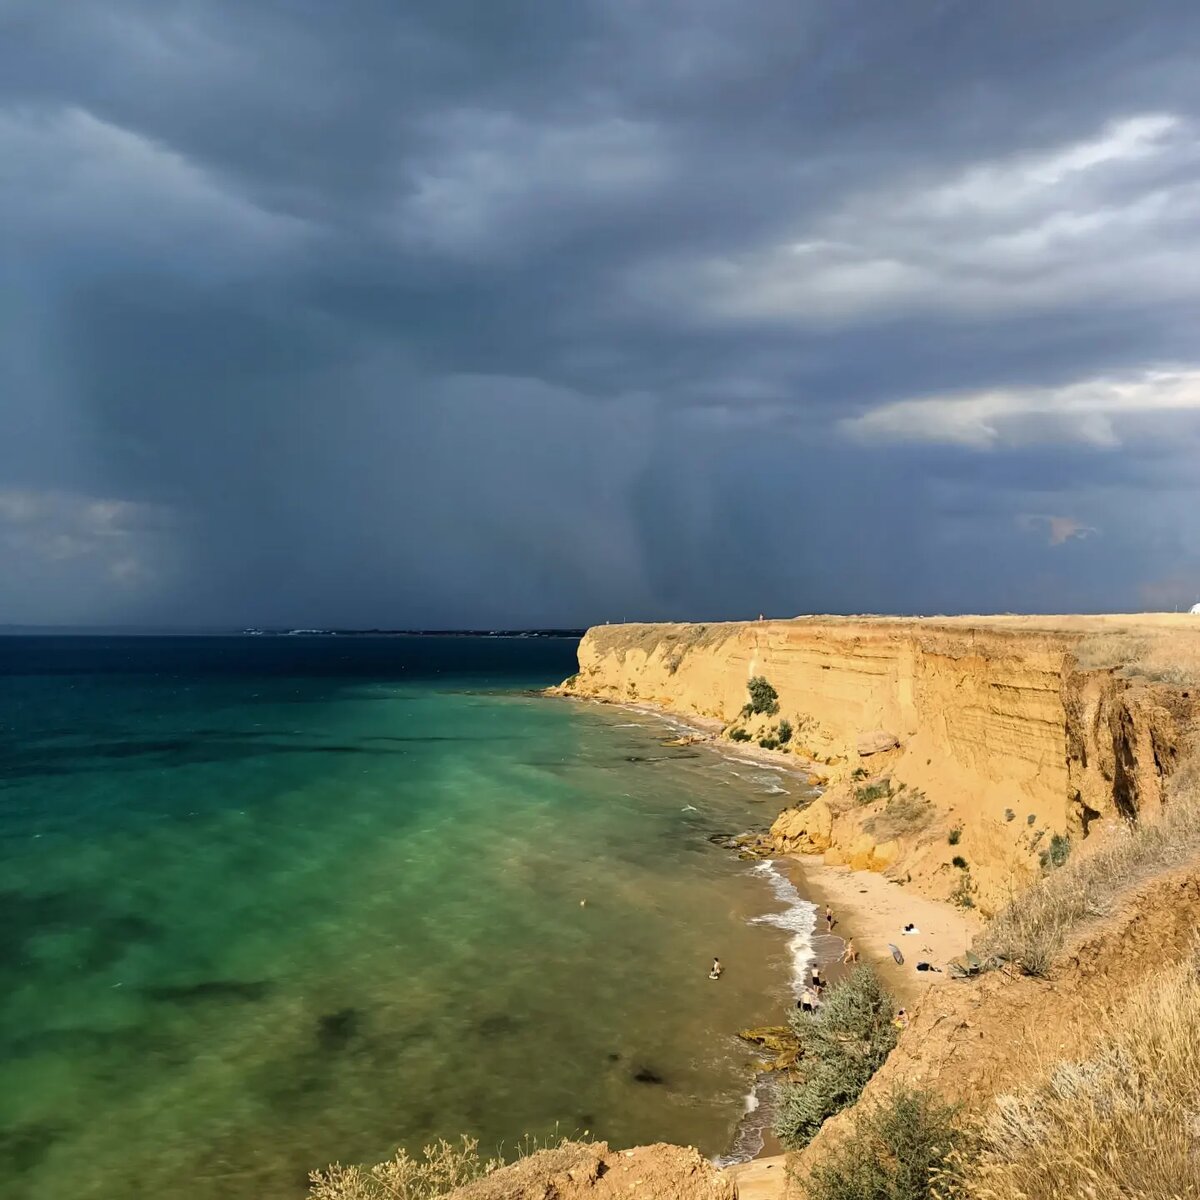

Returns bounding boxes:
[451,1140,735,1200]
[555,617,1200,910]
[856,730,899,757]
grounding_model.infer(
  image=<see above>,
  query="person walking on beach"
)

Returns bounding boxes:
[810,965,824,993]
[840,938,858,964]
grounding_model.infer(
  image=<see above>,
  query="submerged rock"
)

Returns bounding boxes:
[316,1007,362,1051]
[632,1066,665,1084]
[738,1025,801,1071]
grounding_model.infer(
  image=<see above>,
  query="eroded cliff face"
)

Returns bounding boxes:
[554,618,1198,909]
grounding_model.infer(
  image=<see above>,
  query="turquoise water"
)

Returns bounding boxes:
[0,637,806,1199]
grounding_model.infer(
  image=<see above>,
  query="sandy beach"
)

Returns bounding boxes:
[791,858,981,1007]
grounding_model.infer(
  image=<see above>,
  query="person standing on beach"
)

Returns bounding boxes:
[825,905,834,933]
[811,965,824,993]
[798,985,818,1013]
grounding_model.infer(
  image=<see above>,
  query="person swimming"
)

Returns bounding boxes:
[709,957,723,979]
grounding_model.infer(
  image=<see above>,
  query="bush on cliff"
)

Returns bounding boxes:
[1038,832,1070,870]
[804,1087,961,1200]
[854,780,891,805]
[746,675,779,716]
[774,966,898,1148]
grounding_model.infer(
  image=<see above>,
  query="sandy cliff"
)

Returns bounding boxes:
[554,616,1200,908]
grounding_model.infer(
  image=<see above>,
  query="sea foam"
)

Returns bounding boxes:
[714,862,818,1166]
[747,859,817,998]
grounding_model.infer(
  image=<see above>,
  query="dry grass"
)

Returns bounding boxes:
[584,622,730,664]
[1073,630,1200,686]
[944,940,1200,1200]
[308,1137,596,1200]
[862,786,933,842]
[309,1137,503,1200]
[975,755,1200,975]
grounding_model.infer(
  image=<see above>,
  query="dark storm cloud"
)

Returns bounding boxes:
[3,0,1200,625]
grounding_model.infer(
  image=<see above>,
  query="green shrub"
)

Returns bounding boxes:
[774,966,898,1148]
[1027,813,1037,826]
[746,675,780,715]
[729,727,751,743]
[777,718,793,745]
[1039,833,1071,870]
[804,1088,961,1200]
[855,781,891,805]
[1004,808,1015,822]
[947,825,962,846]
[951,855,968,870]
[759,736,780,750]
[852,766,869,780]
[950,870,976,910]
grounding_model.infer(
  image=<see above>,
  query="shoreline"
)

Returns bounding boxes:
[547,689,976,1158]
[548,688,976,1163]
[578,699,821,1166]
[726,856,978,1177]
[548,691,826,784]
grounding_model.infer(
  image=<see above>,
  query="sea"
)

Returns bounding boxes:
[0,635,816,1199]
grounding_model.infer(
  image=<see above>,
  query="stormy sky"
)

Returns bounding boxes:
[3,1,1200,627]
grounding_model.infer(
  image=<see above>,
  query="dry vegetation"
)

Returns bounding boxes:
[583,622,731,665]
[861,786,933,842]
[975,753,1200,975]
[309,1137,504,1200]
[1072,629,1200,686]
[945,939,1200,1200]
[308,1137,600,1200]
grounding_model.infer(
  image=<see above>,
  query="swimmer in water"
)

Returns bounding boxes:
[709,957,723,979]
